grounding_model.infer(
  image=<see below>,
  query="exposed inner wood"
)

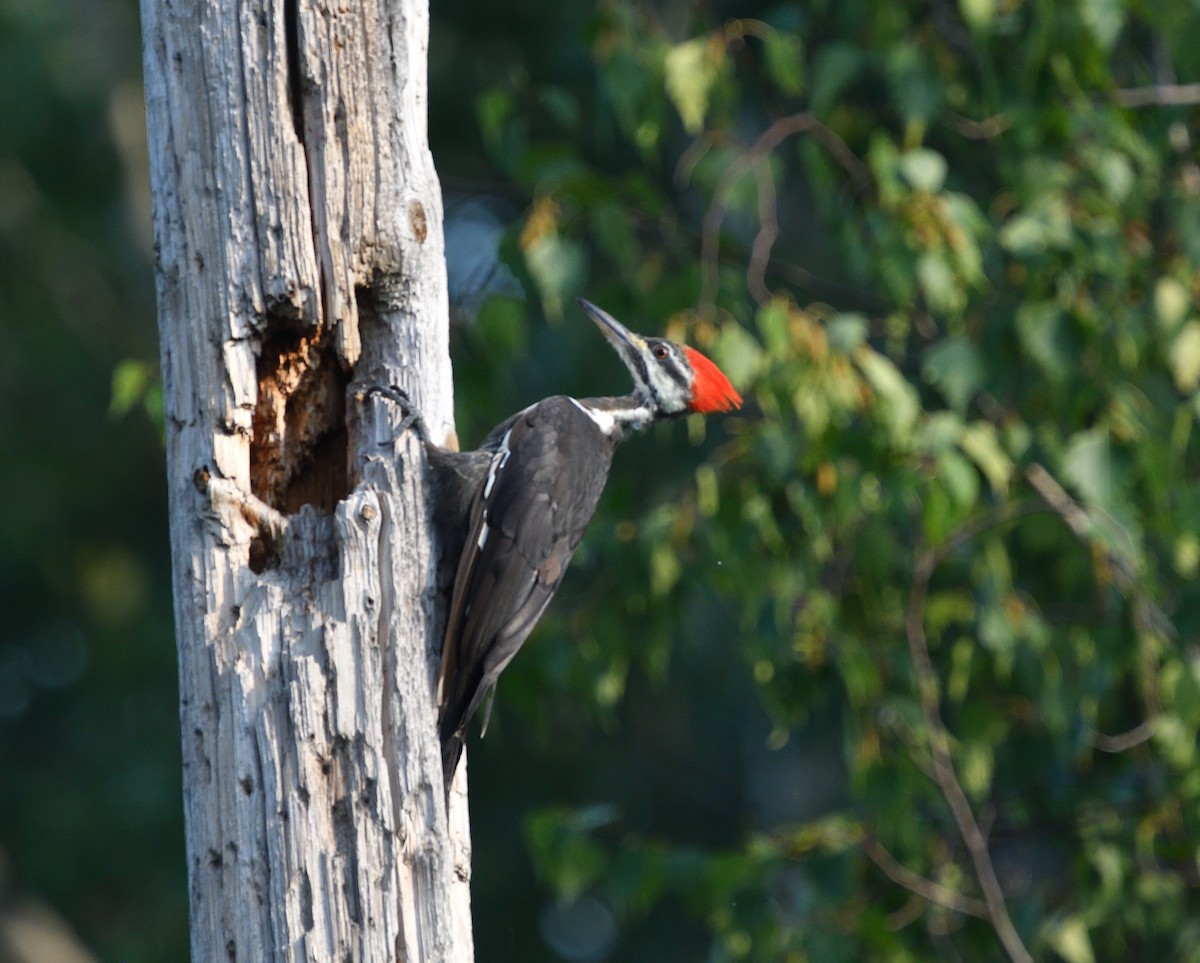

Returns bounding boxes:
[251,324,350,519]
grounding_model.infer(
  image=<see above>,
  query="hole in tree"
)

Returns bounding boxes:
[249,312,350,571]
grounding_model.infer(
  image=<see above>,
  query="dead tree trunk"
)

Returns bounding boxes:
[140,0,473,958]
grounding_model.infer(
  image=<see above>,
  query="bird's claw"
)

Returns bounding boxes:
[359,384,431,444]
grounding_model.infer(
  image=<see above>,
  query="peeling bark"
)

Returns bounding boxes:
[140,0,473,958]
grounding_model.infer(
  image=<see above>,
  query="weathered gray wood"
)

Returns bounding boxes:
[140,0,474,957]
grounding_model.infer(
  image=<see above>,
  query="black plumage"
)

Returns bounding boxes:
[436,397,617,782]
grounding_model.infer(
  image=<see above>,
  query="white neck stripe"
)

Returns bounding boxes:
[569,397,616,435]
[569,397,655,438]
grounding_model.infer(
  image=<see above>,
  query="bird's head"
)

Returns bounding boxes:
[578,298,742,417]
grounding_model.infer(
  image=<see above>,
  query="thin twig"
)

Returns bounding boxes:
[943,112,1012,140]
[885,893,928,931]
[1083,719,1158,753]
[695,112,872,308]
[1023,465,1147,594]
[863,837,989,920]
[906,501,1039,963]
[923,499,1045,571]
[1025,463,1170,750]
[748,155,778,303]
[1115,84,1200,107]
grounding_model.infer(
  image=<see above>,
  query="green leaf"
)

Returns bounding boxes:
[948,638,974,702]
[599,46,666,154]
[937,448,981,508]
[650,543,680,597]
[1154,277,1191,334]
[926,591,976,635]
[109,359,153,420]
[1016,302,1072,381]
[524,806,616,902]
[524,232,585,320]
[1170,320,1200,392]
[918,411,965,453]
[762,30,805,97]
[664,36,724,134]
[756,299,791,356]
[999,197,1073,255]
[1080,0,1125,52]
[959,742,994,799]
[958,0,998,29]
[1154,713,1198,768]
[916,252,963,314]
[826,313,868,354]
[1089,148,1134,203]
[898,148,947,193]
[959,422,1013,494]
[1175,532,1200,578]
[143,381,165,441]
[476,88,516,156]
[810,43,864,116]
[923,337,984,412]
[1046,916,1096,963]
[855,348,920,443]
[1062,428,1114,509]
[714,325,765,387]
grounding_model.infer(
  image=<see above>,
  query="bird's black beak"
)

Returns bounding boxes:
[577,298,645,363]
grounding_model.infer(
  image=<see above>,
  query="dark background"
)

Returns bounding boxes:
[4,0,1200,959]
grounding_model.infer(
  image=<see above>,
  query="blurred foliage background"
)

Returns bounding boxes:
[4,0,1200,959]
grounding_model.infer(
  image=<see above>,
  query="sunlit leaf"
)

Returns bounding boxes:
[714,324,765,387]
[522,203,586,321]
[664,36,724,134]
[917,252,963,314]
[960,742,994,799]
[898,148,947,193]
[960,422,1013,494]
[937,448,981,507]
[959,0,997,29]
[1046,916,1096,963]
[1063,428,1115,510]
[826,313,868,354]
[999,197,1073,254]
[1170,320,1200,392]
[1080,0,1125,52]
[109,359,153,420]
[1154,277,1191,334]
[855,347,920,442]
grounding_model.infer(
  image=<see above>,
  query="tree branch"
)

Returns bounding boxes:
[863,836,989,920]
[1114,84,1200,107]
[693,112,872,308]
[906,501,1039,963]
[1024,463,1170,751]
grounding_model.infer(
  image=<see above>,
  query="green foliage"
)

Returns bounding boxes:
[0,1,184,959]
[455,0,1200,959]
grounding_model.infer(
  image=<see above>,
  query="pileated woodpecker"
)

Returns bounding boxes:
[369,299,742,788]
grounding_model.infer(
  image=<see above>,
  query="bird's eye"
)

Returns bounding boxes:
[652,345,669,360]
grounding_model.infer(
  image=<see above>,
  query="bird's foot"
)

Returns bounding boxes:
[359,385,432,444]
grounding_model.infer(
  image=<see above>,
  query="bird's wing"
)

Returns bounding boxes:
[437,397,614,755]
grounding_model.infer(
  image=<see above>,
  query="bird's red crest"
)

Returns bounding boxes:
[684,346,743,414]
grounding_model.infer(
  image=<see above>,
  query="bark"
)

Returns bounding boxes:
[140,0,473,958]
